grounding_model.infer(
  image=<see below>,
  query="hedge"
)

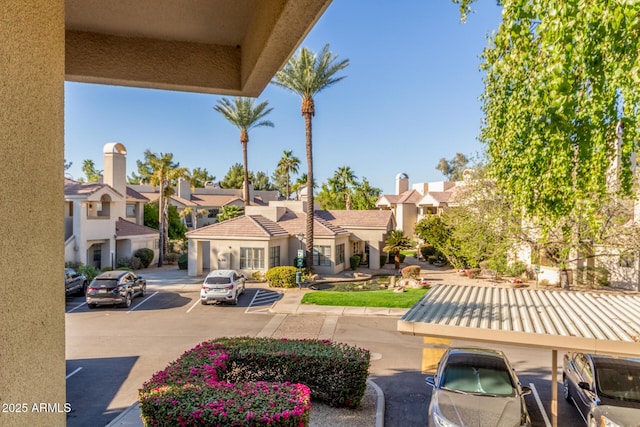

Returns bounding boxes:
[266,266,299,288]
[139,337,371,426]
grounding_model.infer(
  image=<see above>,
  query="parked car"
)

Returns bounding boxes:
[85,270,146,308]
[425,347,532,427]
[65,268,87,296]
[200,269,245,305]
[563,352,640,427]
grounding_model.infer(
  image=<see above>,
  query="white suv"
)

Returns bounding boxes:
[200,269,246,305]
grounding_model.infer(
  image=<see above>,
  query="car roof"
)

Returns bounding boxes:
[584,353,640,367]
[205,269,236,277]
[448,347,506,358]
[94,270,132,279]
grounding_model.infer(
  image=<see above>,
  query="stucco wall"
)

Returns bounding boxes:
[0,1,66,425]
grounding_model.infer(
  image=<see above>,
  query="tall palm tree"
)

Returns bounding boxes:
[145,150,189,267]
[214,97,274,206]
[273,44,349,270]
[277,150,300,200]
[333,166,358,210]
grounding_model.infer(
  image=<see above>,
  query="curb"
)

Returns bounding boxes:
[105,402,140,426]
[367,379,385,427]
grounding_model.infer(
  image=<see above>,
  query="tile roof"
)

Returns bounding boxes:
[115,217,159,238]
[126,187,149,202]
[190,194,243,207]
[399,283,640,357]
[316,210,393,228]
[418,191,453,206]
[397,189,422,204]
[186,215,289,239]
[276,211,350,237]
[64,179,123,198]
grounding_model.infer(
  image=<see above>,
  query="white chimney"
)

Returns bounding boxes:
[103,142,127,197]
[395,172,409,195]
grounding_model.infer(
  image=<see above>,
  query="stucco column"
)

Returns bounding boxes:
[0,2,66,426]
[188,239,203,276]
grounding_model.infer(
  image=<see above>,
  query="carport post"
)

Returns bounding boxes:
[551,349,558,427]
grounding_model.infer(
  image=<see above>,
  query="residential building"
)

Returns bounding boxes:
[185,200,394,277]
[64,143,159,268]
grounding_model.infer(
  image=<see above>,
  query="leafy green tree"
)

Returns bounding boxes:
[436,153,469,181]
[383,230,415,269]
[80,159,102,183]
[190,167,215,188]
[333,166,358,210]
[220,163,252,189]
[316,182,342,210]
[273,44,349,271]
[252,171,274,191]
[217,205,243,222]
[291,173,315,201]
[144,201,188,240]
[214,97,274,205]
[274,150,300,200]
[352,177,382,210]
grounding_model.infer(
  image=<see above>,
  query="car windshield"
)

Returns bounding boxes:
[92,279,119,287]
[441,355,515,396]
[205,277,231,285]
[596,361,640,402]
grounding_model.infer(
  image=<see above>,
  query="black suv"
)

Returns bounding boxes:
[85,270,146,308]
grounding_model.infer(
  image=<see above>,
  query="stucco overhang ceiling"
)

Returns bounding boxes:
[65,0,332,95]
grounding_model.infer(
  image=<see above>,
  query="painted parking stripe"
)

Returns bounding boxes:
[245,290,282,314]
[187,297,201,313]
[529,383,551,427]
[66,367,82,379]
[66,302,86,314]
[126,291,158,313]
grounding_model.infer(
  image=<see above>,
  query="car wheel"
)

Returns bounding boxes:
[122,293,132,308]
[229,294,238,305]
[563,376,571,402]
[87,303,97,309]
[201,300,207,305]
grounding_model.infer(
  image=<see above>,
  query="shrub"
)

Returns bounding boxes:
[138,337,370,427]
[420,245,436,259]
[427,255,438,264]
[77,264,100,282]
[134,248,154,268]
[177,253,188,270]
[349,255,361,270]
[401,265,421,279]
[506,261,528,277]
[466,268,481,279]
[117,257,142,270]
[101,266,113,272]
[251,271,264,282]
[266,266,299,288]
[399,253,406,263]
[379,254,387,266]
[164,253,178,264]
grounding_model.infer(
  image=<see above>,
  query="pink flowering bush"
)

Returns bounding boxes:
[139,337,370,426]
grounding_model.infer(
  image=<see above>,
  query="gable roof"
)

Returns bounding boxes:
[126,187,149,202]
[186,215,289,239]
[316,210,393,228]
[115,217,159,238]
[418,191,454,206]
[64,178,124,199]
[377,189,422,207]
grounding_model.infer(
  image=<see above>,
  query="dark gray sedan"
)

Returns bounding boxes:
[85,270,146,308]
[426,347,531,427]
[65,268,87,296]
[563,352,640,427]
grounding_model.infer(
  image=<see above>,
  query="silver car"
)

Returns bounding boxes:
[563,352,640,427]
[200,269,245,305]
[426,347,532,427]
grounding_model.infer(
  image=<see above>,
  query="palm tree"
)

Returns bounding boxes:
[273,44,349,270]
[145,150,189,266]
[384,230,415,269]
[179,207,209,229]
[217,205,243,222]
[277,150,300,200]
[214,97,274,206]
[333,166,358,210]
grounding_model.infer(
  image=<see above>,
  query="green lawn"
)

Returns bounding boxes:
[300,288,428,308]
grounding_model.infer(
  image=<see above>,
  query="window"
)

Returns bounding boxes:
[313,245,331,266]
[619,253,635,268]
[93,248,101,262]
[337,244,345,264]
[269,246,281,268]
[208,209,219,218]
[240,247,264,269]
[126,203,136,218]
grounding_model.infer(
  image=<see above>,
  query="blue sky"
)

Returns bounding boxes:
[64,1,502,195]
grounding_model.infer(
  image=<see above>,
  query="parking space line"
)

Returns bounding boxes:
[187,297,201,313]
[126,291,158,313]
[66,302,86,314]
[529,383,551,427]
[245,290,262,314]
[66,367,82,379]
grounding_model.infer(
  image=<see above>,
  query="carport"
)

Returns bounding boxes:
[398,283,640,427]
